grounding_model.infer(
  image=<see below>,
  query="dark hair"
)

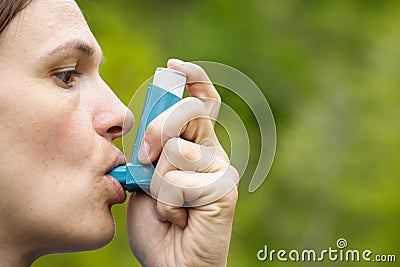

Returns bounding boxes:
[0,0,32,35]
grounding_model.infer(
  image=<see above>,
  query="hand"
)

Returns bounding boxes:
[126,59,239,267]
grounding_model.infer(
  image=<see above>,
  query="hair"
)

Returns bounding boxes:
[0,0,32,35]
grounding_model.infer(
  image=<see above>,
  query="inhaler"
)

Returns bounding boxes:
[109,68,186,191]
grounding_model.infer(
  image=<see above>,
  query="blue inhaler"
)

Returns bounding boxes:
[109,68,186,192]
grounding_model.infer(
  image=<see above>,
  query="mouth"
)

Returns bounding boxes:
[104,153,127,204]
[106,153,127,174]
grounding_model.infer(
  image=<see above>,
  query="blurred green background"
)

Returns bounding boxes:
[33,0,399,266]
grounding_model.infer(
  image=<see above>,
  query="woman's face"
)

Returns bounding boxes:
[0,0,134,257]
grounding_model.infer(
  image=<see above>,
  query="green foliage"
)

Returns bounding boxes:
[33,0,399,266]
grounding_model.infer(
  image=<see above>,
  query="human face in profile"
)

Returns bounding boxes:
[0,0,134,262]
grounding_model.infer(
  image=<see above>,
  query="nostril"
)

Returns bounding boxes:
[107,126,123,135]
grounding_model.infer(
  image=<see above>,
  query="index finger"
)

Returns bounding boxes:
[138,97,217,164]
[167,59,221,121]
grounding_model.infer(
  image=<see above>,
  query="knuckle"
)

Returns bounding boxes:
[163,137,179,153]
[146,120,161,134]
[223,186,239,205]
[144,121,162,142]
[218,165,240,188]
[163,169,180,184]
[179,144,199,162]
[164,138,202,163]
[184,97,207,116]
[216,166,239,205]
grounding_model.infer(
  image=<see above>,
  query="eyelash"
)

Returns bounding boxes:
[53,69,82,89]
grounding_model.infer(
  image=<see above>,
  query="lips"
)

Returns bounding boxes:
[106,153,127,174]
[104,152,127,203]
[105,174,126,203]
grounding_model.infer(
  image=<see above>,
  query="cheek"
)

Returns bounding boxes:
[34,91,95,165]
[4,89,96,171]
[51,108,95,163]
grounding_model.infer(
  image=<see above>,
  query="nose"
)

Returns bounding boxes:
[92,80,134,141]
[103,108,134,140]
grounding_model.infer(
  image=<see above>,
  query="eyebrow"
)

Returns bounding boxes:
[49,40,95,57]
[47,39,105,67]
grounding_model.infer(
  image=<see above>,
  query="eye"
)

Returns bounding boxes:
[53,69,82,89]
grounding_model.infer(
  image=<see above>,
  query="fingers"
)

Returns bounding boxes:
[150,137,228,196]
[138,60,221,164]
[156,200,188,229]
[136,59,238,231]
[167,59,220,102]
[161,137,221,172]
[149,137,239,229]
[167,59,221,122]
[152,167,238,230]
[138,97,217,164]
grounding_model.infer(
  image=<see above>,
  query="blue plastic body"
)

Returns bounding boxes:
[109,84,182,191]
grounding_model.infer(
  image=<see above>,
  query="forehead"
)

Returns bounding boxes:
[1,0,98,55]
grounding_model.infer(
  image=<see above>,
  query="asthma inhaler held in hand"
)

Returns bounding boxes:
[109,68,186,191]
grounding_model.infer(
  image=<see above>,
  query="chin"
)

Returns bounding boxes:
[31,225,116,264]
[72,212,117,252]
[39,210,117,255]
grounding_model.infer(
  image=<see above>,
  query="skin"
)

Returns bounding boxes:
[0,1,238,266]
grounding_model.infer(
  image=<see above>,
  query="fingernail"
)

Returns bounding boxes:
[167,58,184,67]
[138,140,150,163]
